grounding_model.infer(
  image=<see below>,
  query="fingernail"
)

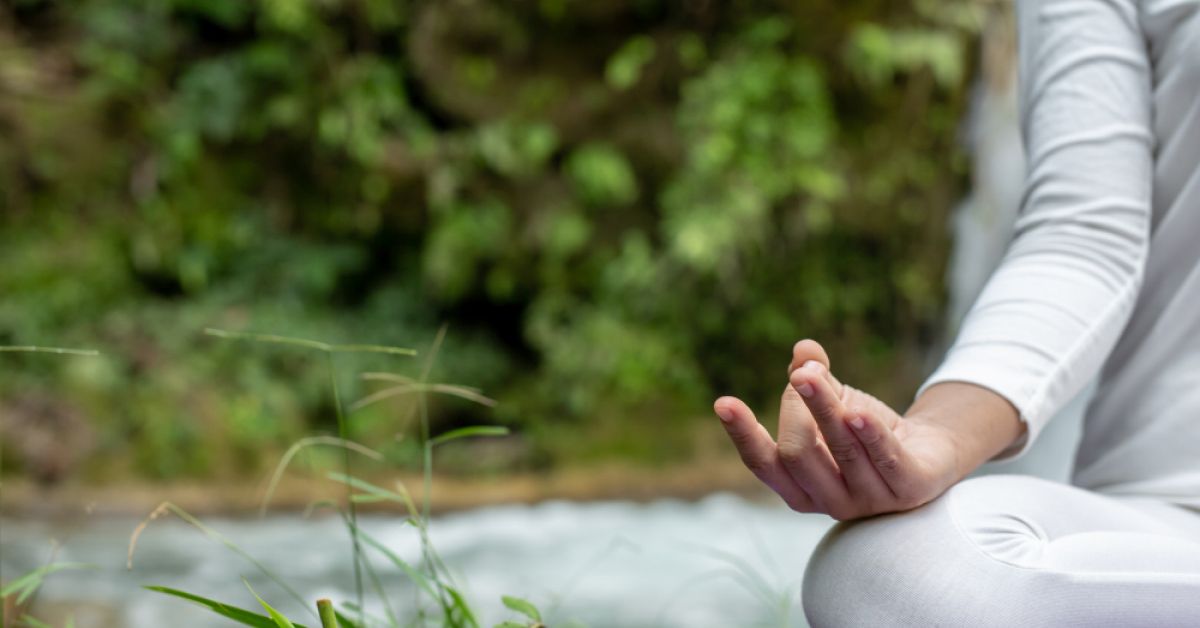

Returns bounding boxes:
[795,382,814,397]
[716,408,734,423]
[803,360,822,374]
[849,416,866,430]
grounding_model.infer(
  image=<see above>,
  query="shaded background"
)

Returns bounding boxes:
[2,0,1086,626]
[1,0,988,482]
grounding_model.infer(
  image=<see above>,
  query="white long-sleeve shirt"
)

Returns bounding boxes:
[920,0,1200,508]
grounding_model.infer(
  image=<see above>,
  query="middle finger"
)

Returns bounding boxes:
[790,361,892,506]
[775,383,850,514]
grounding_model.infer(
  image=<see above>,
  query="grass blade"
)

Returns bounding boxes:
[244,578,297,628]
[359,372,417,384]
[204,325,418,624]
[143,586,292,628]
[444,585,480,628]
[1,563,95,604]
[501,595,542,622]
[129,502,316,621]
[332,608,360,628]
[0,346,99,356]
[692,544,778,606]
[429,426,509,448]
[349,524,439,602]
[337,602,390,627]
[0,563,86,597]
[391,480,420,522]
[326,472,408,508]
[649,566,751,627]
[259,436,383,518]
[204,328,416,356]
[325,353,365,623]
[352,381,496,411]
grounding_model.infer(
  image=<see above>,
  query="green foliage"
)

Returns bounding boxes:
[846,24,968,87]
[1,563,95,605]
[564,143,639,207]
[136,329,526,627]
[665,19,837,270]
[247,580,298,628]
[145,586,290,628]
[1,561,93,628]
[500,596,543,624]
[0,0,981,479]
[606,36,656,90]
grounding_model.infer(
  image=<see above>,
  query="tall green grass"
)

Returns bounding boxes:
[124,327,542,628]
[3,338,798,628]
[0,346,100,628]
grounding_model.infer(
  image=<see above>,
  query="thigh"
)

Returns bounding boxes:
[949,474,1200,574]
[802,474,1200,628]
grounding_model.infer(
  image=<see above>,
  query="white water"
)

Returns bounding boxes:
[2,494,833,627]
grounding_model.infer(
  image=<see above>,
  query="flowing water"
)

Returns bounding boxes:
[1,494,835,627]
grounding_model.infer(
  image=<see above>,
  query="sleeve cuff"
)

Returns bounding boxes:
[916,350,1048,462]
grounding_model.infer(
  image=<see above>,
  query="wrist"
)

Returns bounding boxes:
[903,408,971,482]
[904,381,1024,479]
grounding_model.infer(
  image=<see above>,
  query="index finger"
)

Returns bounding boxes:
[714,396,815,512]
[789,362,891,504]
[788,340,844,397]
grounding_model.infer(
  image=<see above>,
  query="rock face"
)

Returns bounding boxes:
[0,393,92,485]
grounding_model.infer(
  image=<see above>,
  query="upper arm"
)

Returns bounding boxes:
[919,0,1154,459]
[1014,0,1154,269]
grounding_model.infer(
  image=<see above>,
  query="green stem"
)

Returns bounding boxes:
[316,598,337,628]
[204,328,415,356]
[0,346,99,356]
[328,354,365,625]
[416,326,460,617]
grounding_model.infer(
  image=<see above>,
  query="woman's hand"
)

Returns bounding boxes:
[713,340,1011,521]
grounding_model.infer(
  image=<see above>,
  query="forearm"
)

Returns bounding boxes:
[905,382,1025,481]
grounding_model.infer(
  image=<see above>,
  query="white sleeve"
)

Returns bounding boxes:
[918,0,1155,459]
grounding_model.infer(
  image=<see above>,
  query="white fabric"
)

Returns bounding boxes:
[919,0,1200,509]
[800,2,1200,624]
[802,475,1200,627]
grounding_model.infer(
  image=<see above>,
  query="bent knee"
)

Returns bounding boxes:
[802,477,1044,627]
[801,504,950,627]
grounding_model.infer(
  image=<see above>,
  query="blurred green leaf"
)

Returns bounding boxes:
[144,586,288,628]
[2,563,95,604]
[501,595,542,621]
[245,579,297,628]
[430,426,510,447]
[565,143,638,207]
[606,36,656,90]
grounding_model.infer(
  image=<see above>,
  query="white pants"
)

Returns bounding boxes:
[802,475,1200,627]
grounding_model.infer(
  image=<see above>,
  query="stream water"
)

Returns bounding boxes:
[1,494,835,627]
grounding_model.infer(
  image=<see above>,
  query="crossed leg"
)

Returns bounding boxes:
[802,474,1200,627]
